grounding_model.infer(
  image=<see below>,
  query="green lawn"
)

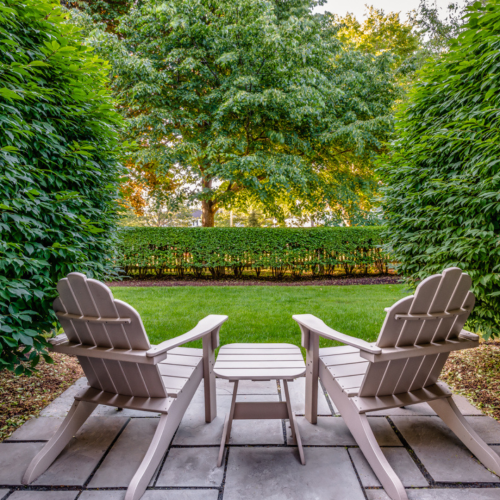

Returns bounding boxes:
[112,284,409,352]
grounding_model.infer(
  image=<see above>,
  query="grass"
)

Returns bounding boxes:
[112,284,409,351]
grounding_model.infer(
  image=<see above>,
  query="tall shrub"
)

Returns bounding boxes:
[379,0,500,337]
[0,0,124,372]
[116,227,388,278]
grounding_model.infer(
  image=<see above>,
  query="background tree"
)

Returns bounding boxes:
[62,0,135,32]
[335,6,421,60]
[85,0,399,226]
[0,0,124,372]
[379,0,500,338]
[413,0,483,54]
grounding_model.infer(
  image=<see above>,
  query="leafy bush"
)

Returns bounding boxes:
[116,227,388,279]
[0,0,124,373]
[379,0,500,338]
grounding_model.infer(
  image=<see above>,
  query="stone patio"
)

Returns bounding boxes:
[1,377,500,500]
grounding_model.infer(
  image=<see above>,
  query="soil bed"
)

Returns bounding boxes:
[108,274,401,287]
[441,339,500,420]
[0,353,83,440]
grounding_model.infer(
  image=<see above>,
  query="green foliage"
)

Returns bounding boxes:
[379,0,500,338]
[84,0,398,226]
[63,0,135,32]
[336,7,421,60]
[0,0,124,372]
[116,227,388,278]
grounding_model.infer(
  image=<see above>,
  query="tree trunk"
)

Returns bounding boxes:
[202,200,216,227]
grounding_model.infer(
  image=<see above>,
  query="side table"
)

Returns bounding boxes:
[213,343,306,466]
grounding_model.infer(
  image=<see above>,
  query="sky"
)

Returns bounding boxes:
[314,0,459,21]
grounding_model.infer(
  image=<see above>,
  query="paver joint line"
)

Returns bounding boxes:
[81,418,130,489]
[347,443,370,500]
[385,416,435,486]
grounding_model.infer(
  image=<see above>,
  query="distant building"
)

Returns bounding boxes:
[191,210,202,227]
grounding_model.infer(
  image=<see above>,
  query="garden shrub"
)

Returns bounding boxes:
[379,0,500,338]
[116,227,388,278]
[0,0,124,372]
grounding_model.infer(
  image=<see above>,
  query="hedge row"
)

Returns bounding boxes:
[115,227,389,278]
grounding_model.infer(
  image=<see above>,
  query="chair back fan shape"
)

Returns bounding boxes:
[358,267,475,398]
[54,272,167,399]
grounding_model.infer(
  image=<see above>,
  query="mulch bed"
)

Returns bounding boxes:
[107,275,402,287]
[0,353,83,441]
[441,339,500,420]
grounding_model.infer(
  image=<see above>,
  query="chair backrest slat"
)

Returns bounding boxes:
[54,273,166,399]
[88,357,117,393]
[358,267,474,398]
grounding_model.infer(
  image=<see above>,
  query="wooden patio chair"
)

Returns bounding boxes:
[294,267,500,500]
[22,272,227,500]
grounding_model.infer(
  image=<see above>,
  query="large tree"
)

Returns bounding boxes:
[379,0,500,338]
[87,0,398,226]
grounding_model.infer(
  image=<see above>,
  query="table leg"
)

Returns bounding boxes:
[217,380,239,467]
[283,380,306,465]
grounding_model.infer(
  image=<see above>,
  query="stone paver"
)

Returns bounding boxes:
[349,447,428,487]
[81,493,220,500]
[453,395,485,415]
[156,447,223,487]
[282,378,333,416]
[79,492,126,500]
[224,447,365,500]
[7,417,65,442]
[172,395,230,445]
[216,378,278,395]
[89,418,158,488]
[9,492,79,500]
[463,416,500,443]
[286,416,401,446]
[366,489,500,499]
[230,395,284,445]
[173,394,283,445]
[0,442,45,485]
[34,417,127,486]
[39,378,88,417]
[1,376,497,500]
[392,416,500,483]
[144,491,220,500]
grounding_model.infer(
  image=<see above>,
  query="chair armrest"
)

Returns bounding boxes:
[146,315,228,357]
[293,314,382,354]
[48,333,68,346]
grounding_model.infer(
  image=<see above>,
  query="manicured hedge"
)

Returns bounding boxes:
[115,227,388,278]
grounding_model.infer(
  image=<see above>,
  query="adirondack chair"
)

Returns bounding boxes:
[22,272,227,500]
[294,267,500,500]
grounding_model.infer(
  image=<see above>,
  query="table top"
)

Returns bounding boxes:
[214,343,306,381]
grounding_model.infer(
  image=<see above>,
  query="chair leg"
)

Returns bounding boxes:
[319,365,407,500]
[217,380,238,467]
[304,331,319,424]
[429,397,500,475]
[23,399,97,484]
[125,412,178,500]
[203,331,217,423]
[347,412,407,500]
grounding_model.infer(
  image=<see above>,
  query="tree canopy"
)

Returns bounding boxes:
[83,0,399,226]
[379,0,500,338]
[0,0,124,371]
